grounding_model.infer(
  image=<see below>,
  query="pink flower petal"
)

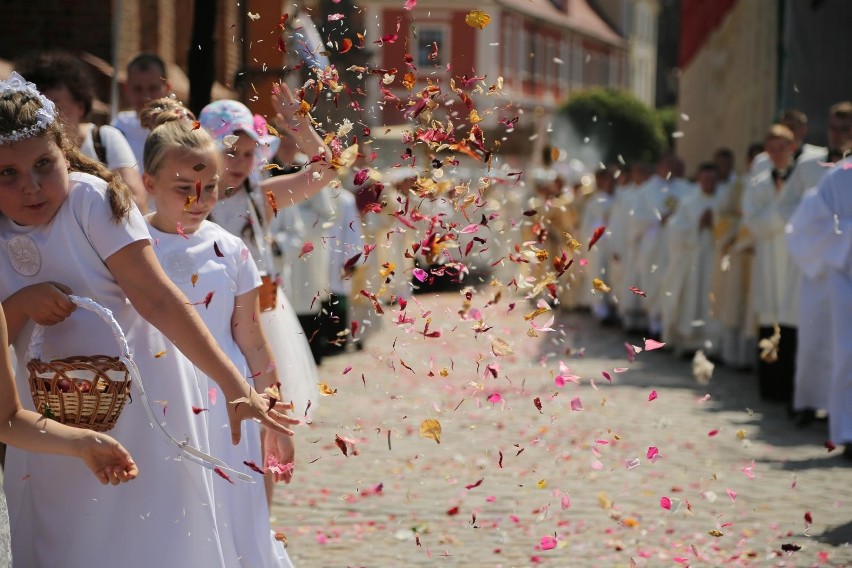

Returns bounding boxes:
[601,371,612,382]
[648,390,658,401]
[487,393,502,404]
[539,536,557,550]
[644,338,666,351]
[647,446,660,460]
[660,496,672,510]
[570,397,583,411]
[413,268,428,282]
[459,223,480,234]
[560,494,571,510]
[708,429,720,437]
[208,387,218,406]
[726,488,737,502]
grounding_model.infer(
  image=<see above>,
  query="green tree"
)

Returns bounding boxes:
[655,105,678,154]
[558,88,666,164]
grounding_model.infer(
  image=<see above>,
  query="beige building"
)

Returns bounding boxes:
[592,0,660,107]
[676,0,778,171]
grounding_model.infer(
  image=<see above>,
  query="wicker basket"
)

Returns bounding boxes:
[27,296,132,432]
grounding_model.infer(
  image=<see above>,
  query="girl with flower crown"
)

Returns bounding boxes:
[0,73,296,566]
[139,98,293,566]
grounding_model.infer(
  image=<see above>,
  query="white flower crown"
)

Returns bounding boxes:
[0,71,57,145]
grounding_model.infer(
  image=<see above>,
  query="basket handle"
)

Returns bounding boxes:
[27,295,253,483]
[27,295,130,362]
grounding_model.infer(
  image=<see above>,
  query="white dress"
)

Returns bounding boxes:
[148,220,291,567]
[212,188,318,418]
[0,173,230,567]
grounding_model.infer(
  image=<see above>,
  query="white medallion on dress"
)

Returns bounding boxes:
[7,234,41,276]
[161,250,198,283]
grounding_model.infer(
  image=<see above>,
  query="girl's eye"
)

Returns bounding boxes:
[176,186,193,193]
[35,158,51,169]
[0,168,16,177]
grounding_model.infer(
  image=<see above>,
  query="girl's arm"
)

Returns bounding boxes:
[0,304,138,485]
[261,85,334,207]
[104,240,298,444]
[231,290,295,484]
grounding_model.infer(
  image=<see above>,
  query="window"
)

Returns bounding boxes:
[417,27,445,67]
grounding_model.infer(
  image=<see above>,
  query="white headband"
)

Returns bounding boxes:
[0,71,57,145]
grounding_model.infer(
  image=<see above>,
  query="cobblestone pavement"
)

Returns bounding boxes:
[271,290,852,567]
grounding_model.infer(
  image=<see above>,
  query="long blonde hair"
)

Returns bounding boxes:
[0,90,133,222]
[141,98,218,175]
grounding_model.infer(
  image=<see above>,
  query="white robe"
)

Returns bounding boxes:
[633,175,696,330]
[786,159,852,442]
[782,152,834,410]
[579,191,614,318]
[661,191,719,350]
[742,170,793,326]
[750,143,826,178]
[607,185,638,315]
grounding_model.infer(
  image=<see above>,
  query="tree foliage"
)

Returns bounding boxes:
[558,88,666,164]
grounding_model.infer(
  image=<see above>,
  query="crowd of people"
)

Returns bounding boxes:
[0,48,386,566]
[531,103,852,452]
[0,41,850,566]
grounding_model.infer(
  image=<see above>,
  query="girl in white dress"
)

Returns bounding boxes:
[0,74,296,567]
[198,94,332,421]
[141,102,293,566]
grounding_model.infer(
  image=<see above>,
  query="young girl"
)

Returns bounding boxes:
[0,302,138,565]
[0,73,295,566]
[198,94,331,419]
[141,101,293,566]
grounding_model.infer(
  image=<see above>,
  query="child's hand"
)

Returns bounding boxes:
[16,282,76,326]
[263,427,295,484]
[78,432,139,485]
[271,83,302,124]
[228,388,300,445]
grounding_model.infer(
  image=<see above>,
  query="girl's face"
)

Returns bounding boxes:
[144,146,220,234]
[0,134,70,226]
[221,132,255,191]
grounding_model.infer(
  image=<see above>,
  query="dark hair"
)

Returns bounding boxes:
[14,50,95,116]
[0,91,133,222]
[714,147,734,160]
[127,53,168,79]
[747,142,764,162]
[697,162,718,174]
[780,108,807,127]
[830,101,852,120]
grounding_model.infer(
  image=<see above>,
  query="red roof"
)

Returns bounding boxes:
[496,0,624,47]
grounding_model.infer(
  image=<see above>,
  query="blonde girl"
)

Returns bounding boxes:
[141,99,293,566]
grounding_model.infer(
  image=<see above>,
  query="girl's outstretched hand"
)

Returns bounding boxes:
[263,427,295,484]
[78,432,139,485]
[271,82,303,124]
[228,387,300,445]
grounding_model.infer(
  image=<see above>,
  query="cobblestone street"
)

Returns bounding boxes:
[272,291,852,567]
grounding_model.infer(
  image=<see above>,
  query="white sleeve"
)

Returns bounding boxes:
[99,125,139,170]
[235,239,263,296]
[72,175,150,261]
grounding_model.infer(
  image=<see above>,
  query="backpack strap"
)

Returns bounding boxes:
[91,125,107,165]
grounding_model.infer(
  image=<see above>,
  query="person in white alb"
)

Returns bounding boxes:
[751,109,827,178]
[742,124,800,407]
[661,163,720,354]
[782,101,852,425]
[786,154,852,457]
